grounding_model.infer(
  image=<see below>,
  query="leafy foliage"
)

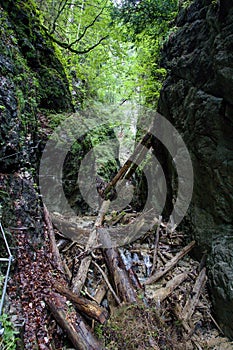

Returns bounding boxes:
[0,313,19,350]
[112,0,178,37]
[111,0,178,106]
[34,0,178,107]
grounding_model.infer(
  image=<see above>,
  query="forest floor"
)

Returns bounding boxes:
[53,212,233,350]
[1,115,232,349]
[3,207,233,350]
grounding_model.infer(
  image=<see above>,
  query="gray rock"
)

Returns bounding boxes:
[158,0,233,338]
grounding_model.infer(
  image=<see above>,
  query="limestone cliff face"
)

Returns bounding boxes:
[0,0,74,173]
[0,0,119,222]
[0,0,75,246]
[158,0,233,338]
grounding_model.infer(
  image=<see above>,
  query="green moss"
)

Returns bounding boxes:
[46,113,70,129]
[1,0,73,114]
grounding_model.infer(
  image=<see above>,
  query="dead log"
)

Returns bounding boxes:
[71,203,109,295]
[145,241,195,285]
[124,138,152,181]
[94,283,107,304]
[181,267,207,321]
[45,208,105,346]
[95,200,110,227]
[46,292,105,350]
[173,304,203,350]
[151,215,162,275]
[104,125,153,196]
[72,255,92,295]
[54,283,108,324]
[151,272,188,303]
[70,127,154,299]
[103,244,137,303]
[44,205,65,274]
[60,126,154,295]
[99,209,158,248]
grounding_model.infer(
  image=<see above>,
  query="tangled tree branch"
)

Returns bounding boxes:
[42,23,108,54]
[69,1,107,48]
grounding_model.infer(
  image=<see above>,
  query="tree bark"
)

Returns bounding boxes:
[145,241,195,285]
[46,292,105,350]
[103,245,137,303]
[54,282,108,324]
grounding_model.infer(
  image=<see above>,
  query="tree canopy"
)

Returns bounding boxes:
[35,0,178,107]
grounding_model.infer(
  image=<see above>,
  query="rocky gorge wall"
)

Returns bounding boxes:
[0,0,77,234]
[0,0,74,174]
[158,0,233,338]
[0,0,120,224]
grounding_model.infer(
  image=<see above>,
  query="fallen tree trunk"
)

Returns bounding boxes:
[62,126,154,297]
[145,241,195,285]
[72,201,111,295]
[181,267,207,321]
[54,282,108,324]
[103,243,137,303]
[44,205,65,274]
[46,209,106,348]
[46,292,105,350]
[151,272,188,303]
[104,124,153,196]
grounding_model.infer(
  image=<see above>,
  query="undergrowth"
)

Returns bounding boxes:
[0,313,19,350]
[96,301,179,350]
[0,275,19,350]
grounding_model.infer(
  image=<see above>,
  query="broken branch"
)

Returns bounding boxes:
[181,267,207,321]
[54,282,108,324]
[46,292,105,350]
[151,215,162,275]
[145,241,195,285]
[151,273,188,303]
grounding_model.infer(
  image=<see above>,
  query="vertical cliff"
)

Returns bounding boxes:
[0,1,75,346]
[158,0,233,338]
[0,0,74,173]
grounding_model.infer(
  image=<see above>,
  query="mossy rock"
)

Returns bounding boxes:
[37,67,73,112]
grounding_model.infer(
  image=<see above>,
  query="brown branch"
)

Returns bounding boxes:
[41,23,108,54]
[151,273,188,303]
[71,201,110,295]
[43,205,65,274]
[104,125,153,196]
[68,3,107,48]
[181,268,207,321]
[70,36,109,54]
[92,260,121,305]
[50,0,70,34]
[144,241,196,285]
[54,282,108,324]
[107,137,151,205]
[102,240,137,303]
[94,283,107,305]
[46,292,105,350]
[151,215,162,275]
[173,304,203,350]
[72,255,92,295]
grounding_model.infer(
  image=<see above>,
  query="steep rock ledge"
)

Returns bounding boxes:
[158,0,233,338]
